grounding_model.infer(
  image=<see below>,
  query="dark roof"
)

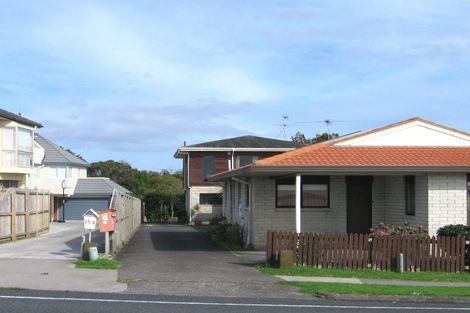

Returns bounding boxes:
[188,135,299,148]
[0,108,43,128]
[73,178,132,197]
[35,134,89,167]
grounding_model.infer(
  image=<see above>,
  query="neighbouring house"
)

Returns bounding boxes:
[211,117,470,249]
[0,109,42,188]
[174,136,299,223]
[30,134,132,220]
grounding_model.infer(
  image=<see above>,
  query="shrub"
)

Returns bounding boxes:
[208,220,244,245]
[369,221,427,237]
[437,224,470,237]
[209,215,226,225]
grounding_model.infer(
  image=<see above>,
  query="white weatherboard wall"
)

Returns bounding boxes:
[335,121,470,147]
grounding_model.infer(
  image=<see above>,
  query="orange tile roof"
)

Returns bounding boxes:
[255,144,470,167]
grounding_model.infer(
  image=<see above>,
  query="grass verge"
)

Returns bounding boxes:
[259,265,470,282]
[117,277,143,284]
[75,259,121,270]
[283,282,470,297]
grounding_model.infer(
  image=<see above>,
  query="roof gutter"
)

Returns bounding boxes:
[174,147,295,158]
[209,165,470,181]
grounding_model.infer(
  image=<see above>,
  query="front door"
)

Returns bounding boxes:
[346,176,373,234]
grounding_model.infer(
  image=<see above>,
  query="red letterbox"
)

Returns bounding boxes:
[98,209,116,232]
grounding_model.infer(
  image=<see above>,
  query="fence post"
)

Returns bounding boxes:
[266,230,273,266]
[11,191,16,241]
[25,191,30,238]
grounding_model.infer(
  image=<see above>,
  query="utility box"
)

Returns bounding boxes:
[82,242,98,261]
[279,250,294,268]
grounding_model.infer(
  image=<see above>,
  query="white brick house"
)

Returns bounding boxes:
[211,118,470,249]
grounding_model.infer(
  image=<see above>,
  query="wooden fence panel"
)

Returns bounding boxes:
[109,190,142,254]
[266,231,468,273]
[0,189,50,243]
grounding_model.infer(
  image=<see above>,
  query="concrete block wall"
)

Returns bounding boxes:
[427,173,467,235]
[380,175,428,230]
[190,186,223,222]
[251,176,347,249]
[372,176,385,226]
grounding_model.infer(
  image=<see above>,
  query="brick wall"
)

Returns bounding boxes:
[380,175,428,230]
[251,176,347,249]
[232,173,468,249]
[372,176,385,226]
[427,173,467,235]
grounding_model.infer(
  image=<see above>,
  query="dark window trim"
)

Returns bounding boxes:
[274,176,330,209]
[199,193,223,205]
[202,156,215,182]
[405,175,416,216]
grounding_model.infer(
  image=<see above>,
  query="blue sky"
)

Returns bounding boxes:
[1,1,470,170]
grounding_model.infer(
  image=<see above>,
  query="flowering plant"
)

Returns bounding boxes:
[369,221,427,237]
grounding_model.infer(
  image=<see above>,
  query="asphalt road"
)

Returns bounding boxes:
[1,290,469,313]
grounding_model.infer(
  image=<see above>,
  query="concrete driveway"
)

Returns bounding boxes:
[0,221,125,293]
[0,221,100,260]
[117,224,306,299]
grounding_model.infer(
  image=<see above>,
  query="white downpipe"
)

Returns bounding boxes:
[231,148,235,170]
[295,174,301,233]
[108,189,116,210]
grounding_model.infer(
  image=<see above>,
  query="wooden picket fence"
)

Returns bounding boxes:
[266,231,468,273]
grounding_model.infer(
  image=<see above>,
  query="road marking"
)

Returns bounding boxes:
[0,295,469,310]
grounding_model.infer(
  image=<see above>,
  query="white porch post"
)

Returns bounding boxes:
[295,174,301,233]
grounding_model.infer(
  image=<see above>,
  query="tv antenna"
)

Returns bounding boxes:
[295,119,352,139]
[277,115,290,140]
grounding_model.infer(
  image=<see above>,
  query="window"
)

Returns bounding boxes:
[276,177,296,208]
[405,175,416,216]
[17,128,32,167]
[202,156,215,181]
[275,176,330,208]
[2,128,15,166]
[302,176,329,208]
[236,155,258,168]
[1,127,33,167]
[49,166,69,179]
[0,180,18,188]
[200,193,223,205]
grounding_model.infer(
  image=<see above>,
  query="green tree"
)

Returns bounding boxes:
[88,160,139,191]
[291,132,339,146]
[89,160,186,223]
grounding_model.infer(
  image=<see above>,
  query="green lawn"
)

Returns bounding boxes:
[259,265,470,282]
[283,282,470,297]
[75,259,121,270]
